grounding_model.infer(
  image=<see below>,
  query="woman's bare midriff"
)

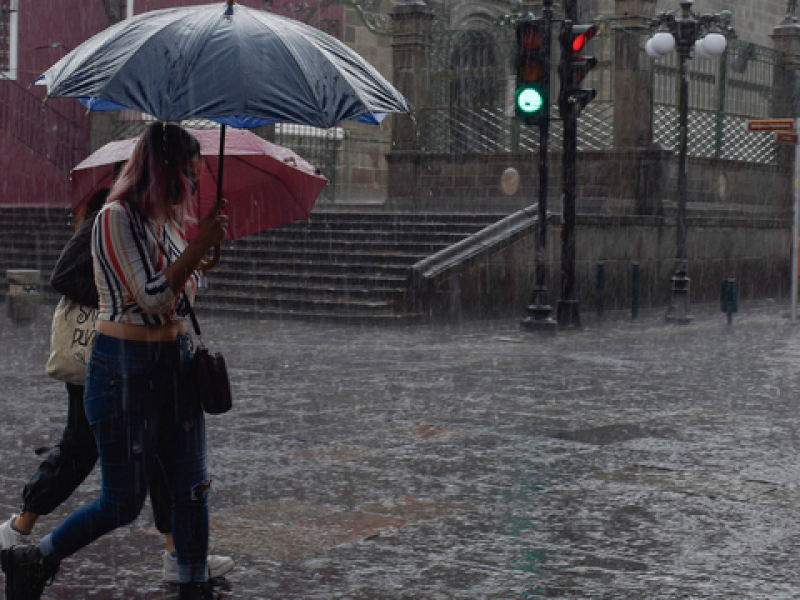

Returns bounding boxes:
[97,320,187,342]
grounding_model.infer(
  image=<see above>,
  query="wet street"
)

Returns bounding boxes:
[2,301,800,599]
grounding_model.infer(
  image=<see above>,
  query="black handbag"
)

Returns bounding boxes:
[184,296,233,415]
[143,211,232,416]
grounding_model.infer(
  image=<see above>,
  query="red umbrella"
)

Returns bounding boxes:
[70,128,328,241]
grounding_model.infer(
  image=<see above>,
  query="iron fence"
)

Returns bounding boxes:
[419,15,616,154]
[0,74,88,172]
[652,37,783,164]
[417,17,784,164]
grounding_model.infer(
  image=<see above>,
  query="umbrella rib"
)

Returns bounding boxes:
[248,12,324,121]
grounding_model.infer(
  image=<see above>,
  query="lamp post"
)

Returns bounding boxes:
[646,1,728,323]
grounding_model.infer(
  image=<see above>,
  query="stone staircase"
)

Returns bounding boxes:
[201,209,507,323]
[0,207,507,324]
[0,206,74,298]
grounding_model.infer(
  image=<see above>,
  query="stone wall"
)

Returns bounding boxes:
[387,149,792,216]
[419,212,791,319]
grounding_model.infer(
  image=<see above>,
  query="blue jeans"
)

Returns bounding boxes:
[40,333,209,583]
[22,383,174,535]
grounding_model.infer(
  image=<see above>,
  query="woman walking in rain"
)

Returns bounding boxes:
[0,187,233,587]
[1,123,228,600]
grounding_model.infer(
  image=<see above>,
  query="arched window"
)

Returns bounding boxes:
[450,29,497,108]
[449,29,500,153]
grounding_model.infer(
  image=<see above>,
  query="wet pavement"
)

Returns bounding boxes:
[2,300,800,598]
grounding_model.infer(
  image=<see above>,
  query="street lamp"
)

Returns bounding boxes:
[647,1,728,323]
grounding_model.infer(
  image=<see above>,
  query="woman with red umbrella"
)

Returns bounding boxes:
[1,123,228,600]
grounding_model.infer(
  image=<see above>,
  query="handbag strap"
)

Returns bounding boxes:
[183,294,205,349]
[140,211,206,349]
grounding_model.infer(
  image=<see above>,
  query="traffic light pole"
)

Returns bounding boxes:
[558,100,581,328]
[521,0,557,334]
[557,0,581,329]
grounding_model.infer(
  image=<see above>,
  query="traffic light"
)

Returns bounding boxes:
[558,22,598,118]
[515,19,550,125]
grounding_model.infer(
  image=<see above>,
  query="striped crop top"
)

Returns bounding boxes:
[92,200,199,325]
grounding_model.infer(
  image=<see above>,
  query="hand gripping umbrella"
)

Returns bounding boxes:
[37,0,409,266]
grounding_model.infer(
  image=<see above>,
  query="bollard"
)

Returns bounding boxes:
[596,262,605,318]
[6,270,40,322]
[631,262,640,320]
[720,279,739,326]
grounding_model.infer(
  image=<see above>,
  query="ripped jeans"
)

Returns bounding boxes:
[40,333,209,583]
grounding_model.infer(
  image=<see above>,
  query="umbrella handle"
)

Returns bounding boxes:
[199,244,221,272]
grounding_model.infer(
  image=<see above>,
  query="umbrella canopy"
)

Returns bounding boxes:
[71,128,328,241]
[38,1,409,129]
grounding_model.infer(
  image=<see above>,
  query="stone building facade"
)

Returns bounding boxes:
[387,0,800,317]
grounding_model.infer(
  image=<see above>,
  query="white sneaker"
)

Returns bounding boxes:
[0,515,31,550]
[162,551,235,584]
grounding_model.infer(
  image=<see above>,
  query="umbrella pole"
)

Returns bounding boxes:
[199,124,226,272]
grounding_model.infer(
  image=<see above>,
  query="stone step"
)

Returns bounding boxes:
[206,269,407,289]
[207,283,405,303]
[213,250,424,268]
[193,301,425,325]
[220,240,450,257]
[196,289,402,314]
[307,209,507,224]
[0,207,506,324]
[272,217,503,232]
[230,228,480,245]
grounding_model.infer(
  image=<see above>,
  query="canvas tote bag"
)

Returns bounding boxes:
[45,296,98,385]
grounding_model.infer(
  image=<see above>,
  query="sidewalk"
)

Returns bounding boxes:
[2,301,800,598]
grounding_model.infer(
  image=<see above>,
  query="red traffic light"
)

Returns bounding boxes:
[570,25,597,52]
[558,21,598,117]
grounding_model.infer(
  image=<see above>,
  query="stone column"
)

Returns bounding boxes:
[387,1,434,203]
[771,19,800,119]
[613,0,657,149]
[612,0,670,216]
[771,18,800,178]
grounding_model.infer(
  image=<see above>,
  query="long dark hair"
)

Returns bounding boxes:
[75,187,111,230]
[108,122,200,223]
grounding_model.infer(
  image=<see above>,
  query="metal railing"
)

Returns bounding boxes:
[0,74,88,172]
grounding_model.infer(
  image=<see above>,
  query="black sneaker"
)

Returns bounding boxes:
[179,581,219,600]
[1,545,60,600]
